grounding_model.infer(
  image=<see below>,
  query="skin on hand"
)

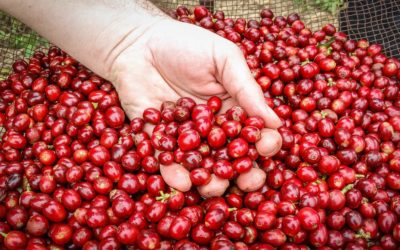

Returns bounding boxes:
[1,0,283,197]
[110,19,283,197]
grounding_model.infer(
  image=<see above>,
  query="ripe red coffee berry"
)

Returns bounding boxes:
[116,222,139,245]
[169,216,192,240]
[137,230,160,250]
[3,231,27,249]
[208,127,227,148]
[240,126,261,143]
[233,157,253,173]
[207,96,222,113]
[38,149,56,165]
[318,155,340,175]
[105,106,125,128]
[26,214,49,236]
[143,108,161,124]
[178,129,201,151]
[297,207,320,231]
[228,138,249,158]
[49,224,73,245]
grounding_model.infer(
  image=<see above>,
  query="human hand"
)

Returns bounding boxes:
[1,0,282,197]
[110,19,283,197]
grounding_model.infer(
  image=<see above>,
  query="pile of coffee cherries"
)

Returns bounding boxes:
[0,5,399,250]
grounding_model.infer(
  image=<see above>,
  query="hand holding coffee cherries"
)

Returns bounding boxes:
[112,19,282,196]
[0,0,282,196]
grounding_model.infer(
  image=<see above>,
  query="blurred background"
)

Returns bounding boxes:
[1,0,399,80]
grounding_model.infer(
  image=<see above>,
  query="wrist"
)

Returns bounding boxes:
[0,0,170,83]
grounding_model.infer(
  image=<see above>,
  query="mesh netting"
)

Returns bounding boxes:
[339,0,400,58]
[0,0,399,81]
[153,0,339,29]
[0,13,49,79]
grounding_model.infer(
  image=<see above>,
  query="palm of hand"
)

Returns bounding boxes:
[112,20,238,118]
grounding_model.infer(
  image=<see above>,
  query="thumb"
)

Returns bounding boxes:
[214,40,282,129]
[160,163,192,192]
[236,164,266,192]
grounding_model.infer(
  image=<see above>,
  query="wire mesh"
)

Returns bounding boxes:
[0,0,400,81]
[339,0,400,58]
[152,0,339,29]
[0,13,49,79]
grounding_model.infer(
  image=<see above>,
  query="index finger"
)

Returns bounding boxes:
[214,41,282,129]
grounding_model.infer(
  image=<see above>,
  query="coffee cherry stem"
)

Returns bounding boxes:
[327,78,336,87]
[361,197,370,204]
[355,174,365,179]
[156,191,171,202]
[228,207,237,212]
[341,184,354,194]
[317,36,336,48]
[300,60,310,66]
[355,230,371,240]
[22,176,31,191]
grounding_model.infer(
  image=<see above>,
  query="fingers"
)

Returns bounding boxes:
[255,128,282,157]
[219,97,239,114]
[143,123,155,135]
[215,41,282,129]
[197,174,230,198]
[160,163,192,192]
[236,167,266,192]
[161,163,231,197]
